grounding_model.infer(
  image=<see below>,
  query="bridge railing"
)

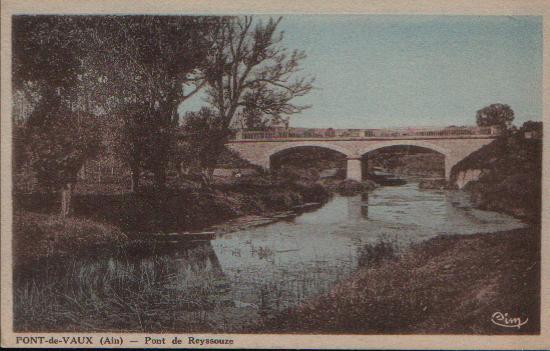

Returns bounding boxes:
[232,126,500,140]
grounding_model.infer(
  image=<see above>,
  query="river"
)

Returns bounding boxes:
[14,182,526,332]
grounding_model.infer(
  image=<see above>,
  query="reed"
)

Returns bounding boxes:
[14,246,236,332]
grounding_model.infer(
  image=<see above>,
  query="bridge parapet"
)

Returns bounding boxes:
[232,126,500,141]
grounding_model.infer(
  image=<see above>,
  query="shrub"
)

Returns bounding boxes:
[337,179,377,196]
[357,240,397,268]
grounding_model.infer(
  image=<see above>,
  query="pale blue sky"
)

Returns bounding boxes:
[182,15,542,129]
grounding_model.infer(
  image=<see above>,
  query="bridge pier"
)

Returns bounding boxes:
[445,161,451,181]
[346,157,362,181]
[444,154,461,181]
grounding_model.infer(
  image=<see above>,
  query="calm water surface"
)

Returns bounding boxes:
[15,183,526,331]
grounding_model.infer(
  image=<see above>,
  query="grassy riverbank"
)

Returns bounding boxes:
[262,226,540,334]
[450,123,542,224]
[13,182,540,334]
[13,176,330,267]
[13,211,128,268]
[259,124,543,334]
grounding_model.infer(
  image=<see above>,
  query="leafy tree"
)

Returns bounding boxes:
[12,16,83,105]
[179,107,227,185]
[476,103,515,130]
[27,97,101,217]
[13,16,102,216]
[202,16,313,166]
[88,16,215,190]
[238,105,270,130]
[112,103,149,192]
[520,120,542,134]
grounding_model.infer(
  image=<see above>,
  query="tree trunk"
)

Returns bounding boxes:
[199,172,210,190]
[154,167,166,191]
[130,169,140,193]
[97,160,102,184]
[60,183,73,218]
[206,167,215,184]
[80,163,86,180]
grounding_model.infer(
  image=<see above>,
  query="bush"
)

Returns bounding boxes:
[288,181,330,203]
[450,124,542,223]
[357,240,397,267]
[464,172,541,223]
[13,211,127,267]
[274,165,320,182]
[337,179,378,196]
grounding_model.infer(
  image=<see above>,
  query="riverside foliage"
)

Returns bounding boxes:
[12,15,313,216]
[450,121,542,223]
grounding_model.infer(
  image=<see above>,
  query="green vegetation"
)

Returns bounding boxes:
[263,227,540,334]
[476,103,515,130]
[13,15,313,218]
[258,116,543,335]
[12,14,542,336]
[13,211,127,268]
[271,147,346,172]
[12,15,324,266]
[451,121,542,223]
[357,239,396,268]
[14,177,330,264]
[367,146,445,178]
[14,244,244,332]
[332,179,378,196]
[267,117,543,335]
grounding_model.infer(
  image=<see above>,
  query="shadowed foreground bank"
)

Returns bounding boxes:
[261,226,540,334]
[13,177,330,267]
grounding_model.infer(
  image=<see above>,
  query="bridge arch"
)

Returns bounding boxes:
[265,142,354,165]
[358,140,452,180]
[264,142,354,178]
[357,140,451,158]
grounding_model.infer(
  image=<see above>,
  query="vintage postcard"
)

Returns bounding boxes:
[1,0,549,349]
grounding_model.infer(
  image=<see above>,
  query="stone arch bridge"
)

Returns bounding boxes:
[226,127,499,181]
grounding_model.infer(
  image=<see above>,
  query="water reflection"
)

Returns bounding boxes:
[207,183,526,315]
[14,183,527,332]
[361,192,369,219]
[347,195,363,221]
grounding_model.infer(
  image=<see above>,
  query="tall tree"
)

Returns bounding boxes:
[239,105,270,130]
[476,103,515,131]
[12,16,101,216]
[201,16,313,177]
[27,97,101,217]
[89,16,215,191]
[179,107,227,185]
[12,16,83,106]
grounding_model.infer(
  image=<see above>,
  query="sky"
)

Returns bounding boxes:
[182,15,542,129]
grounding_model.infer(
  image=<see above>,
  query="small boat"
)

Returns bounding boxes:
[292,202,321,210]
